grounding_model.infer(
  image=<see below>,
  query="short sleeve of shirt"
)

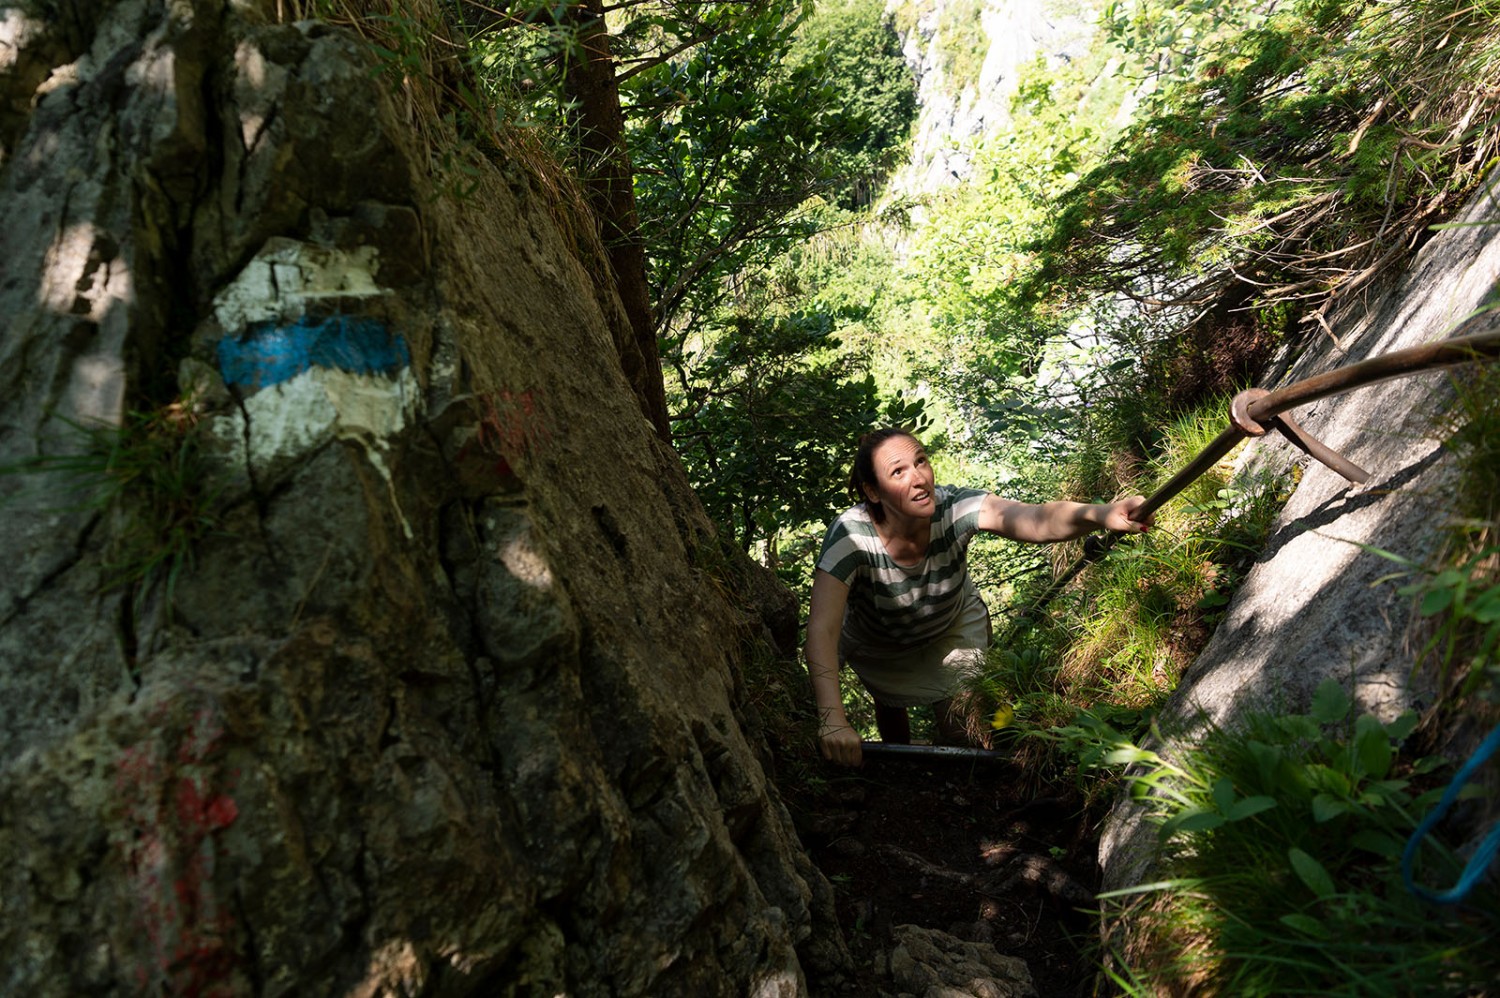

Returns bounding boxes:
[814,485,992,648]
[945,486,988,544]
[815,507,875,585]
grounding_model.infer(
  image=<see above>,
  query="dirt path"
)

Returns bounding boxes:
[791,752,1105,996]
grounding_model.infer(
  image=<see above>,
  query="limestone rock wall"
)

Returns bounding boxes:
[0,2,842,993]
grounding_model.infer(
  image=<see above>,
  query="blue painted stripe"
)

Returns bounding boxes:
[218,316,412,389]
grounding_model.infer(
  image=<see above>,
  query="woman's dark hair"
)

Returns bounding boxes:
[848,427,920,523]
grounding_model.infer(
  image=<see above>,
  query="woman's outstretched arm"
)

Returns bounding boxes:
[978,494,1151,543]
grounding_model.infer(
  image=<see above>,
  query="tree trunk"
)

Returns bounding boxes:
[563,0,672,442]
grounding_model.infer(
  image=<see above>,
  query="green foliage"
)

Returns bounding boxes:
[453,0,915,341]
[363,10,429,78]
[762,213,927,398]
[1395,546,1500,699]
[906,55,1110,349]
[1443,340,1500,531]
[1026,0,1500,342]
[627,1,837,339]
[1428,356,1500,700]
[1,407,225,609]
[671,311,926,554]
[1356,536,1500,702]
[465,4,582,134]
[1063,682,1499,995]
[762,39,1128,462]
[933,0,989,92]
[974,397,1290,767]
[606,0,923,568]
[627,0,917,340]
[880,45,1144,470]
[790,0,918,208]
[838,665,881,741]
[1102,0,1273,100]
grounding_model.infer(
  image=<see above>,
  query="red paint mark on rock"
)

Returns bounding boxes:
[113,696,242,994]
[204,794,239,830]
[475,388,551,458]
[455,388,552,492]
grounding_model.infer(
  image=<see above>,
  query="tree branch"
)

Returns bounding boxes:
[613,27,723,84]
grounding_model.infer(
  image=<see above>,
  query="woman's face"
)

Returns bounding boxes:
[864,435,936,521]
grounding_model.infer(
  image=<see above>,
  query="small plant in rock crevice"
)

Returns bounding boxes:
[1364,540,1500,702]
[1416,355,1500,703]
[1,403,226,612]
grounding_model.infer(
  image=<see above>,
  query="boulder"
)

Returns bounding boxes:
[0,2,843,993]
[886,924,1036,998]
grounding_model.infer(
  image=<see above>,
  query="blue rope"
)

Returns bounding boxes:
[1402,722,1500,905]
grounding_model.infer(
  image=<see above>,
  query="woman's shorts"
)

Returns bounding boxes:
[839,588,992,708]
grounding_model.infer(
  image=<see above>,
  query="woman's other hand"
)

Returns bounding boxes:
[818,716,864,767]
[806,570,860,766]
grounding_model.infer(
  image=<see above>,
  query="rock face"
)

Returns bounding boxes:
[886,924,1036,998]
[0,2,843,994]
[1098,178,1500,891]
[892,0,1096,196]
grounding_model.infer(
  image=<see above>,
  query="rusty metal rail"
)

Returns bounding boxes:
[1020,319,1500,617]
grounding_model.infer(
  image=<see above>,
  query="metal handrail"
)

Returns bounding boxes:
[859,741,1008,763]
[1020,318,1500,618]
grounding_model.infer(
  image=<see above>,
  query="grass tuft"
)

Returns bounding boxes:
[1070,683,1500,996]
[970,393,1290,784]
[1,403,226,610]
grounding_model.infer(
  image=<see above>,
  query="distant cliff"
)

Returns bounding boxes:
[889,0,1097,195]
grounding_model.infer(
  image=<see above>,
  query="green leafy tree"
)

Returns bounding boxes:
[455,0,917,443]
[1101,0,1274,101]
[608,0,923,556]
[454,0,838,440]
[789,0,918,209]
[626,1,837,346]
[626,0,919,344]
[671,311,925,557]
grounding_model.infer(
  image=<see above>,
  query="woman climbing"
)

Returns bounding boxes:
[806,427,1152,767]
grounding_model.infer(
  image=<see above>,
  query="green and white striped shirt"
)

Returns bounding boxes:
[815,485,989,648]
